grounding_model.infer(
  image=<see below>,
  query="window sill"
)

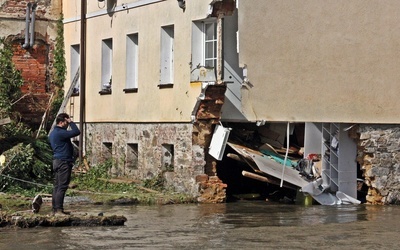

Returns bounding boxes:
[158,83,173,89]
[71,92,79,97]
[123,88,138,93]
[99,89,112,95]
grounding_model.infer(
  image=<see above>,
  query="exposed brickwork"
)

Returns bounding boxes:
[11,40,52,126]
[197,176,227,203]
[12,42,48,93]
[192,84,227,175]
[192,83,228,202]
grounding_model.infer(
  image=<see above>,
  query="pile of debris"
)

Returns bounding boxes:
[222,123,361,205]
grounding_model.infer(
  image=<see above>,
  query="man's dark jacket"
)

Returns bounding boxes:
[49,122,80,162]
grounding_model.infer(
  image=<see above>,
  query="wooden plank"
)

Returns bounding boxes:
[242,170,297,190]
[98,177,141,185]
[97,178,159,193]
[0,117,11,126]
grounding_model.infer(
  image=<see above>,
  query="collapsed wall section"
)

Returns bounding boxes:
[358,124,400,205]
[192,84,228,203]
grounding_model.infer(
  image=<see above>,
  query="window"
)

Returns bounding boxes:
[161,144,174,172]
[100,38,112,94]
[159,25,174,87]
[204,22,217,68]
[191,20,217,81]
[125,143,139,172]
[125,33,139,92]
[102,142,113,162]
[71,44,80,95]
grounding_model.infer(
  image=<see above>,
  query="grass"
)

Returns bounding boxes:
[0,160,197,215]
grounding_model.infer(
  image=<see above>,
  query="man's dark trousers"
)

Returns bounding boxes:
[52,159,73,211]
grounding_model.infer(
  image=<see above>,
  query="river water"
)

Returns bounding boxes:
[1,201,400,249]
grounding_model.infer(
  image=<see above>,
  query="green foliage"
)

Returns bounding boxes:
[0,39,52,194]
[0,121,32,139]
[73,160,152,194]
[53,15,66,88]
[0,37,23,117]
[143,173,166,191]
[73,160,113,191]
[0,142,53,193]
[49,15,66,127]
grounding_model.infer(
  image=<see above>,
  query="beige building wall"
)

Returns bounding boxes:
[238,0,400,124]
[63,0,212,123]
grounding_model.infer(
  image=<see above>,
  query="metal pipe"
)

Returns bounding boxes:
[22,3,31,49]
[79,0,87,163]
[29,3,37,48]
[216,15,223,83]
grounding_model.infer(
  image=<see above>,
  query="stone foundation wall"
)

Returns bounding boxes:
[84,122,206,197]
[358,124,400,205]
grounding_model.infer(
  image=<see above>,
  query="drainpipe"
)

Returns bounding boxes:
[216,15,223,84]
[29,3,37,48]
[79,0,87,163]
[22,2,32,49]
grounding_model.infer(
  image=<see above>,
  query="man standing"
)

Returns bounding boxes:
[49,113,80,215]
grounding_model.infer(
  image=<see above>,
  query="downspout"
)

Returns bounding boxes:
[22,2,32,49]
[29,3,37,48]
[79,0,87,162]
[216,15,223,84]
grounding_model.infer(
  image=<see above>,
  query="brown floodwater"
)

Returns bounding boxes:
[1,201,400,249]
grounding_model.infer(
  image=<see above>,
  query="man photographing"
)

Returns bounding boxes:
[49,113,80,215]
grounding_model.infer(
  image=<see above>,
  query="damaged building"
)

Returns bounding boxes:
[62,0,400,205]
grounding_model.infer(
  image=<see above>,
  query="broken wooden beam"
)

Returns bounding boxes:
[97,177,141,185]
[227,153,242,162]
[242,170,297,190]
[97,178,159,193]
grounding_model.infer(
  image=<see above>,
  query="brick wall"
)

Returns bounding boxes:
[12,42,48,93]
[11,40,52,126]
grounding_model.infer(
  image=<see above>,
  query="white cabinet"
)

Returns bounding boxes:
[305,122,357,199]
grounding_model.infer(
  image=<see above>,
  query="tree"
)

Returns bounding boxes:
[0,38,52,194]
[0,37,23,118]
